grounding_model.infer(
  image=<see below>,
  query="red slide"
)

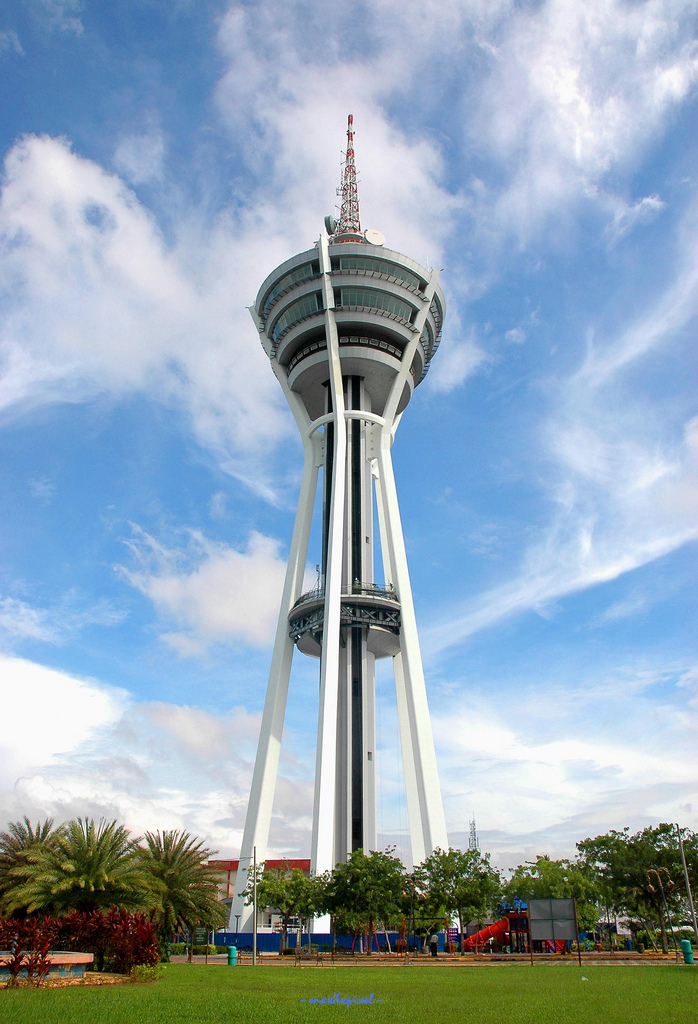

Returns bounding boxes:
[461,917,509,952]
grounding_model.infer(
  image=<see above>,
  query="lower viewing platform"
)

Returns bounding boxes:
[288,582,401,658]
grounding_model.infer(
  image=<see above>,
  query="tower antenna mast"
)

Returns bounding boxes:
[335,114,362,239]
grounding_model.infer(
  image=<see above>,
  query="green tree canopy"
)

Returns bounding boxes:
[323,849,405,952]
[4,817,156,916]
[503,854,600,931]
[0,817,59,915]
[416,847,502,949]
[139,829,226,945]
[242,863,322,950]
[577,823,695,952]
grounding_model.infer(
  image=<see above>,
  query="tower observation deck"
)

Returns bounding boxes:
[230,116,448,932]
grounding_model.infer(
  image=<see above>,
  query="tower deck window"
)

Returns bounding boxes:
[263,262,319,314]
[339,256,423,291]
[271,292,323,342]
[338,287,414,324]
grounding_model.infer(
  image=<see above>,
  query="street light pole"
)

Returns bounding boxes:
[253,845,257,967]
[677,824,698,946]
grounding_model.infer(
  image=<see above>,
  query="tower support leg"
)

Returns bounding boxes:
[376,434,448,862]
[228,448,318,931]
[310,287,347,878]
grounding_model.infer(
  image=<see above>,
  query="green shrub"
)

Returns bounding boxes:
[130,964,166,983]
[169,943,187,955]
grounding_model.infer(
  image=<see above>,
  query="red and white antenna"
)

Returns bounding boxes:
[325,115,384,246]
[337,113,361,236]
[325,114,363,241]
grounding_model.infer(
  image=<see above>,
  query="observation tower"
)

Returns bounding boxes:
[230,116,448,931]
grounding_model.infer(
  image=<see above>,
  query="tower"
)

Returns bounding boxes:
[229,116,448,931]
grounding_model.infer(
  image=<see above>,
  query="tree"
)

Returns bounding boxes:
[416,847,502,951]
[0,817,59,915]
[578,824,694,953]
[4,817,156,916]
[242,864,322,951]
[323,849,405,953]
[139,829,226,951]
[503,855,600,932]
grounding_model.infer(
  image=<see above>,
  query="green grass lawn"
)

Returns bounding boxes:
[1,962,697,1024]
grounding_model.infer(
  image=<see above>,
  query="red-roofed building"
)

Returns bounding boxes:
[208,859,311,934]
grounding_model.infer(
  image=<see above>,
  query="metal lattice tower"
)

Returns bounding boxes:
[468,817,479,851]
[230,117,448,933]
[335,114,361,239]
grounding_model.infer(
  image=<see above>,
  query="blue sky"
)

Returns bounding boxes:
[0,0,696,871]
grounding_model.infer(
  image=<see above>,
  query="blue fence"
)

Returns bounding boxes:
[213,931,404,952]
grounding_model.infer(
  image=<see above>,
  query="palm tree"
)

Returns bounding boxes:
[4,817,157,916]
[139,830,226,948]
[0,817,60,914]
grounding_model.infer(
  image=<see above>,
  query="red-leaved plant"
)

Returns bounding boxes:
[0,917,54,986]
[1,909,159,980]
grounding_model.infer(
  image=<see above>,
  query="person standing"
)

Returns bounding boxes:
[430,933,439,957]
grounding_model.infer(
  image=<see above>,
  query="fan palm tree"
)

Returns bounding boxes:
[0,817,60,914]
[139,830,226,945]
[4,817,158,916]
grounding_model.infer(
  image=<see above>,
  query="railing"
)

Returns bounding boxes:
[334,303,417,332]
[291,581,397,610]
[287,335,404,375]
[331,266,426,299]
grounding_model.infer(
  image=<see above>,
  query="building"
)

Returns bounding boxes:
[230,116,448,932]
[209,858,310,935]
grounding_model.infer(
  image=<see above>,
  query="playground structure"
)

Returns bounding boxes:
[461,917,510,952]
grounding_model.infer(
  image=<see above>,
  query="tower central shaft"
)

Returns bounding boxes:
[322,375,376,858]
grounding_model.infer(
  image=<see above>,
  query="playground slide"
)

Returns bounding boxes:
[461,917,509,952]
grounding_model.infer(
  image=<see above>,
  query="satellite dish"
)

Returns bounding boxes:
[364,228,385,246]
[324,215,337,235]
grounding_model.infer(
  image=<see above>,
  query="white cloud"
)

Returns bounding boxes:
[0,656,128,777]
[0,134,291,497]
[0,591,126,648]
[425,406,698,652]
[578,200,698,387]
[0,597,56,644]
[471,0,698,241]
[33,0,83,36]
[214,3,462,265]
[113,131,165,186]
[117,525,287,650]
[0,30,23,56]
[425,184,698,654]
[0,655,313,858]
[28,476,56,501]
[505,326,526,344]
[431,659,698,863]
[428,326,488,394]
[597,591,650,624]
[606,193,666,243]
[209,491,228,520]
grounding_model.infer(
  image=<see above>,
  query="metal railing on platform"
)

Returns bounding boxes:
[292,581,397,609]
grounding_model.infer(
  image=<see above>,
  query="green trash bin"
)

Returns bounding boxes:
[680,939,694,965]
[227,945,238,966]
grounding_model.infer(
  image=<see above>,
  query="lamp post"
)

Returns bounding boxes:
[236,848,259,966]
[676,824,698,947]
[407,876,413,954]
[253,845,258,967]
